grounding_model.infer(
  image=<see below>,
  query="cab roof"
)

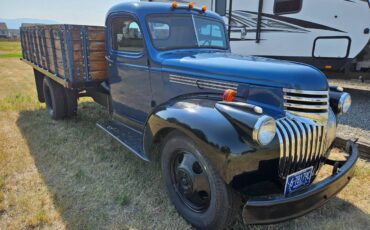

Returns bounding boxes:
[107,2,223,21]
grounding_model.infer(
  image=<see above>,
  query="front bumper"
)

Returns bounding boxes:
[243,140,358,225]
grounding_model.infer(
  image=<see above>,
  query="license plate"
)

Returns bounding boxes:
[284,166,314,196]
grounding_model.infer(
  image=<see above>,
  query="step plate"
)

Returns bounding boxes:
[96,120,149,161]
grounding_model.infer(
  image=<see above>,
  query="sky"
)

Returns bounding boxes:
[0,0,138,26]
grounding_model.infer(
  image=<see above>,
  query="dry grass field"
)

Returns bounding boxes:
[0,41,369,229]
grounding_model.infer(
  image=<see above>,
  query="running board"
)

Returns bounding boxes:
[96,120,149,161]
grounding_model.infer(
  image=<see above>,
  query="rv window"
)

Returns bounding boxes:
[111,18,144,52]
[215,0,227,16]
[274,0,302,14]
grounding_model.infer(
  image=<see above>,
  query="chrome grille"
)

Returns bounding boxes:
[283,89,329,124]
[276,117,327,179]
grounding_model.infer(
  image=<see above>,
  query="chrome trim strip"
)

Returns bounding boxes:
[315,126,323,161]
[169,80,197,87]
[288,111,328,124]
[281,120,296,174]
[283,95,328,102]
[286,119,301,172]
[312,125,317,163]
[316,126,322,162]
[169,74,238,91]
[285,103,328,110]
[283,88,329,95]
[276,127,285,177]
[170,79,232,91]
[293,119,307,170]
[319,126,327,158]
[305,125,315,167]
[303,123,312,168]
[277,120,290,176]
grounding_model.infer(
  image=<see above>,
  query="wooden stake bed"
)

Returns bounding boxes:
[20,24,108,89]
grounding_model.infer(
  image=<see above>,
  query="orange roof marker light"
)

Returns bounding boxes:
[201,5,207,12]
[172,1,178,8]
[222,89,236,102]
[189,2,195,8]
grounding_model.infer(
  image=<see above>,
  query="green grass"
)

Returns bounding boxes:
[0,92,42,111]
[0,53,22,58]
[0,41,22,59]
[114,192,130,206]
[26,209,50,228]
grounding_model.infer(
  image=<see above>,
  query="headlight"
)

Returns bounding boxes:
[253,115,276,146]
[338,93,351,114]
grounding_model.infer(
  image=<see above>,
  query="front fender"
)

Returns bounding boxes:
[143,97,280,183]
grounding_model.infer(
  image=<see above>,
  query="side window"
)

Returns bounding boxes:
[111,17,144,52]
[274,0,302,14]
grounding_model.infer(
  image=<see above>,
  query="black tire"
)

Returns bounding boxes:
[161,131,236,230]
[64,89,78,117]
[42,78,67,120]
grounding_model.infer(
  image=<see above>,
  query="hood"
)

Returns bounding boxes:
[159,51,328,91]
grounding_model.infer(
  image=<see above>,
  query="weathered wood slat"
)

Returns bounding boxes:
[89,61,107,71]
[21,24,108,88]
[74,51,106,62]
[70,30,105,41]
[89,41,106,51]
[90,71,108,80]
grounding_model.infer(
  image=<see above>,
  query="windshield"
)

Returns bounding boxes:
[147,14,228,50]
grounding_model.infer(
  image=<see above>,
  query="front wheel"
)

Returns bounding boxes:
[161,131,236,230]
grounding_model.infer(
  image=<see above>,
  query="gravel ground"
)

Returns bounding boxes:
[328,82,370,142]
[329,79,370,91]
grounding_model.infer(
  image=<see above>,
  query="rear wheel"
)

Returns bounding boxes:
[161,131,236,230]
[42,78,67,120]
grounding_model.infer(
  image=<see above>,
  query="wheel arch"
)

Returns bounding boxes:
[142,97,275,183]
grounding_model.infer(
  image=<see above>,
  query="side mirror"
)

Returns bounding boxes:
[215,0,227,16]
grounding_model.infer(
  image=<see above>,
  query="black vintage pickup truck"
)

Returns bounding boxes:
[20,2,358,229]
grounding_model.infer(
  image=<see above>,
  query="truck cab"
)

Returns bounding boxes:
[105,2,233,123]
[21,2,358,229]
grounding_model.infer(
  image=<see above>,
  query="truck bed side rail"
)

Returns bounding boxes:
[20,24,108,89]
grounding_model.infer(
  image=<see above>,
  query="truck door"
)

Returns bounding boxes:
[107,15,152,125]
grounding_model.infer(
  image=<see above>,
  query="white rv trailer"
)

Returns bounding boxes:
[144,0,370,71]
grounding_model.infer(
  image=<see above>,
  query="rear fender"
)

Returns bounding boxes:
[33,69,45,102]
